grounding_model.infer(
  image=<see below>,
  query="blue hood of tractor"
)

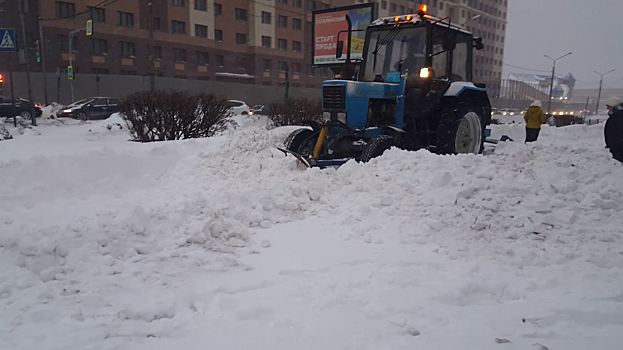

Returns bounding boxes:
[322,80,405,130]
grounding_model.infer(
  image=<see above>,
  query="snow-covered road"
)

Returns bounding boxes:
[1,116,622,349]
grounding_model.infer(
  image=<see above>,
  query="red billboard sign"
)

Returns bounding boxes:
[312,4,376,66]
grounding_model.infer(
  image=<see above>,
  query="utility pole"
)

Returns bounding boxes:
[593,69,615,116]
[148,1,155,91]
[38,17,48,105]
[544,52,572,116]
[68,28,83,103]
[18,0,37,126]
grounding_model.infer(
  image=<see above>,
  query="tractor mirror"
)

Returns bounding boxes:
[473,37,484,50]
[442,32,457,51]
[336,41,344,59]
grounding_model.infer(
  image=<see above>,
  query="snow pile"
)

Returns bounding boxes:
[1,120,622,349]
[0,123,12,140]
[42,102,63,119]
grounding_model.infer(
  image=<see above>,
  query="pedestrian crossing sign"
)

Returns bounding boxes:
[68,66,74,80]
[0,28,17,52]
[86,20,93,36]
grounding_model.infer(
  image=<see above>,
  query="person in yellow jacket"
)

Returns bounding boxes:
[524,100,548,142]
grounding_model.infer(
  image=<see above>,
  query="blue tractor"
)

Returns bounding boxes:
[283,6,491,168]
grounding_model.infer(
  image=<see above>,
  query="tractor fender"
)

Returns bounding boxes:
[303,120,323,132]
[383,125,406,133]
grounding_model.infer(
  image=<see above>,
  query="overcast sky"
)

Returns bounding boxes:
[504,0,623,89]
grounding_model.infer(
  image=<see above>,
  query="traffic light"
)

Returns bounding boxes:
[0,73,4,83]
[35,40,40,63]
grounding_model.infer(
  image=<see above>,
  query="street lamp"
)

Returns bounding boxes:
[544,52,572,115]
[593,69,615,116]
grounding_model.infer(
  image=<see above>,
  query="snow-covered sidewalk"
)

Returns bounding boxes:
[1,117,622,350]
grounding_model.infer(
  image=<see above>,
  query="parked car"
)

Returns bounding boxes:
[250,104,271,116]
[228,100,251,115]
[57,97,120,121]
[0,96,42,120]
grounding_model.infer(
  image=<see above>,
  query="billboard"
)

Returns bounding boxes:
[312,3,376,66]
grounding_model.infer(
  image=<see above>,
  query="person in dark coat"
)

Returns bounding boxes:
[605,96,623,163]
[523,100,547,142]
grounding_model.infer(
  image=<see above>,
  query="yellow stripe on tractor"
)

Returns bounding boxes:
[313,127,329,160]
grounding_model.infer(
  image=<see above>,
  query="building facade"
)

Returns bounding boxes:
[0,0,507,93]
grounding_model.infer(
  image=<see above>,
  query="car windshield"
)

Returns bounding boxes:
[69,98,94,107]
[362,26,428,82]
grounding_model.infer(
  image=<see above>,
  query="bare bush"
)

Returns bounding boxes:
[119,90,232,142]
[551,115,585,127]
[266,98,323,128]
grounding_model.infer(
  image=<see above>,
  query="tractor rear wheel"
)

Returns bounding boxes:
[360,135,394,162]
[284,128,315,154]
[437,109,484,155]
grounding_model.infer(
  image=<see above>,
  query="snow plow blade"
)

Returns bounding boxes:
[276,148,349,169]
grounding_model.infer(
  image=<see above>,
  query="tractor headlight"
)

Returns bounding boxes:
[337,112,347,124]
[323,112,331,122]
[420,67,431,79]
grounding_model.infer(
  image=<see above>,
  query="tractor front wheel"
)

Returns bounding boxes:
[360,135,395,162]
[284,128,315,155]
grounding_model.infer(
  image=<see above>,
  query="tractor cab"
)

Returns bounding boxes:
[283,5,491,168]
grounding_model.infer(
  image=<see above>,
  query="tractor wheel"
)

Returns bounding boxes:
[437,109,484,155]
[360,135,394,162]
[284,128,315,154]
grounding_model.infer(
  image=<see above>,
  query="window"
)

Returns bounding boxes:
[197,51,209,65]
[381,1,387,9]
[278,0,288,4]
[236,57,246,69]
[235,8,247,21]
[117,11,134,27]
[173,48,187,62]
[195,24,208,38]
[120,70,137,75]
[214,3,222,16]
[390,3,396,12]
[88,7,106,23]
[439,2,443,10]
[292,41,301,52]
[278,16,287,27]
[278,39,287,50]
[56,2,75,19]
[216,55,224,67]
[399,5,404,13]
[171,20,186,34]
[215,29,223,41]
[278,61,287,72]
[293,0,302,7]
[262,11,271,24]
[153,17,161,31]
[91,68,109,74]
[263,59,271,71]
[88,38,107,55]
[120,42,136,57]
[57,35,77,53]
[292,63,301,73]
[154,46,162,60]
[261,36,271,48]
[236,33,247,45]
[171,0,184,5]
[292,18,302,30]
[195,0,207,11]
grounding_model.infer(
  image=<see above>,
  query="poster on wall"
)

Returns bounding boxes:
[312,3,376,66]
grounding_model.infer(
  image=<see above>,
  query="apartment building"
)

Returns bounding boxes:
[1,0,506,93]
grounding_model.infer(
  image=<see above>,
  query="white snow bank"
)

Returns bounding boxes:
[1,120,622,350]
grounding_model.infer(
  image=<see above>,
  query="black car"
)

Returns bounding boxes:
[57,97,120,121]
[0,96,42,120]
[250,104,271,116]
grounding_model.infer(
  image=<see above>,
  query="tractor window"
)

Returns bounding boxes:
[362,26,427,82]
[451,34,470,81]
[431,30,448,79]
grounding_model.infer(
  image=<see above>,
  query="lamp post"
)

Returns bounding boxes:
[593,69,615,116]
[544,52,572,115]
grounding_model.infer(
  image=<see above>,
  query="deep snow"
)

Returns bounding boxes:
[1,115,622,350]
